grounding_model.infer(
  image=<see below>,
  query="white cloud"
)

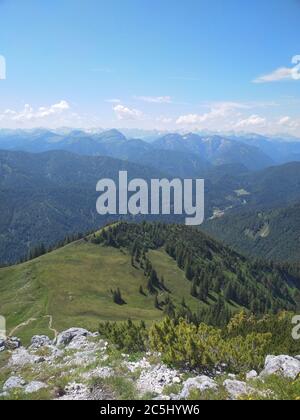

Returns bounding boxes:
[278,116,291,125]
[235,115,266,128]
[113,104,143,120]
[176,102,246,125]
[136,96,172,104]
[254,55,300,83]
[0,100,70,123]
[277,116,300,129]
[156,116,173,124]
[176,114,204,125]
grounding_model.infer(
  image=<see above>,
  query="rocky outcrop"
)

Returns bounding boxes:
[30,335,52,349]
[1,326,299,401]
[3,337,21,350]
[56,328,92,347]
[260,355,300,380]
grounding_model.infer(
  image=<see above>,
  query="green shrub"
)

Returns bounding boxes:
[149,317,271,373]
[99,320,147,353]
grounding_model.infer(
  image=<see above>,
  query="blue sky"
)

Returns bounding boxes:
[0,0,300,135]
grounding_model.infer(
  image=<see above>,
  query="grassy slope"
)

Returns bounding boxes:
[0,240,201,343]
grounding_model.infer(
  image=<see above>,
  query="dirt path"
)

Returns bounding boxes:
[9,315,58,338]
[9,317,37,337]
[44,315,58,338]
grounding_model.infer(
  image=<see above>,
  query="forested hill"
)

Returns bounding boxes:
[95,222,300,316]
[1,222,300,342]
[203,203,300,262]
[0,149,167,265]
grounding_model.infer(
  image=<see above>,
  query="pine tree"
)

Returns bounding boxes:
[112,288,125,305]
[185,264,194,281]
[191,279,198,298]
[224,282,235,302]
[198,282,208,301]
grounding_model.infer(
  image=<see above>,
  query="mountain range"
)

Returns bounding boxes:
[2,128,298,173]
[1,129,300,264]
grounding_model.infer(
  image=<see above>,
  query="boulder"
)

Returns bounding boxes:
[260,355,300,380]
[24,381,48,394]
[4,337,21,350]
[3,376,25,391]
[246,370,258,380]
[30,335,52,349]
[223,380,249,399]
[179,376,218,399]
[56,328,92,346]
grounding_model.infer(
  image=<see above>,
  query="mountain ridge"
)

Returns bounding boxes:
[0,221,299,343]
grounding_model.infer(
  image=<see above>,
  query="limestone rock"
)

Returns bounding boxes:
[260,355,300,380]
[8,347,42,368]
[224,380,249,399]
[4,337,21,350]
[30,335,52,349]
[246,370,258,380]
[24,381,48,394]
[56,328,92,346]
[3,376,25,391]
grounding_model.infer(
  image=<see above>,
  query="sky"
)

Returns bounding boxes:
[0,0,300,135]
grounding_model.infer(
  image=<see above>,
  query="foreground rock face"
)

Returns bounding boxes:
[1,328,299,401]
[260,355,300,380]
